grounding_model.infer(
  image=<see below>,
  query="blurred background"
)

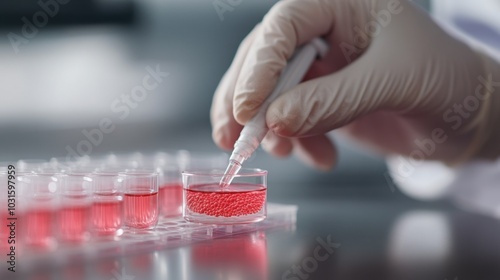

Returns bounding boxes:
[6,1,500,280]
[0,0,421,187]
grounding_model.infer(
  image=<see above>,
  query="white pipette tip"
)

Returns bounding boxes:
[219,160,242,188]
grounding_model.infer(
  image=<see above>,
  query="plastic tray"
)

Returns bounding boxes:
[14,203,297,268]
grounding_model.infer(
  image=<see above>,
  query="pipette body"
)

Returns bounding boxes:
[220,38,329,188]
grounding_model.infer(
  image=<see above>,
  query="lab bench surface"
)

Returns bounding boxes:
[5,184,500,280]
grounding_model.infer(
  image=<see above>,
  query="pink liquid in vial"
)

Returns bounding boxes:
[91,199,123,235]
[58,205,90,243]
[25,208,54,248]
[186,183,266,217]
[159,183,183,217]
[124,192,158,229]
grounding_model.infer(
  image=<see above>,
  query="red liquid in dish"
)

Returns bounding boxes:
[159,183,183,217]
[58,204,90,243]
[124,192,158,229]
[25,208,54,248]
[186,183,266,217]
[91,198,123,235]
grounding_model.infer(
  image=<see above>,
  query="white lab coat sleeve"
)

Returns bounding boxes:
[388,0,500,204]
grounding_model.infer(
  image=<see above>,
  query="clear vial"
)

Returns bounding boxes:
[121,170,159,231]
[90,170,124,237]
[57,168,93,243]
[19,172,59,249]
[154,152,183,218]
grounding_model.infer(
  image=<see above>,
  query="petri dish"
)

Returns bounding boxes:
[182,168,267,224]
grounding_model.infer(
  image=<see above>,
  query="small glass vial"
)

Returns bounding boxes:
[182,168,267,224]
[19,172,59,249]
[121,170,159,230]
[154,152,183,218]
[58,170,92,243]
[157,166,183,218]
[91,170,124,236]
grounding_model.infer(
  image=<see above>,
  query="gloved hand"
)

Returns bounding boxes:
[210,0,500,170]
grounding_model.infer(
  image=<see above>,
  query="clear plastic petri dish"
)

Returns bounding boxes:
[182,168,267,224]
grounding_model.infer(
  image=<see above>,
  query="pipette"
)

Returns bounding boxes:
[220,38,329,188]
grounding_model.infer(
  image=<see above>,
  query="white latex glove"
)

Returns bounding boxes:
[210,0,500,170]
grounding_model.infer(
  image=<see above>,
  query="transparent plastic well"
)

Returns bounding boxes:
[90,171,124,237]
[120,170,159,231]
